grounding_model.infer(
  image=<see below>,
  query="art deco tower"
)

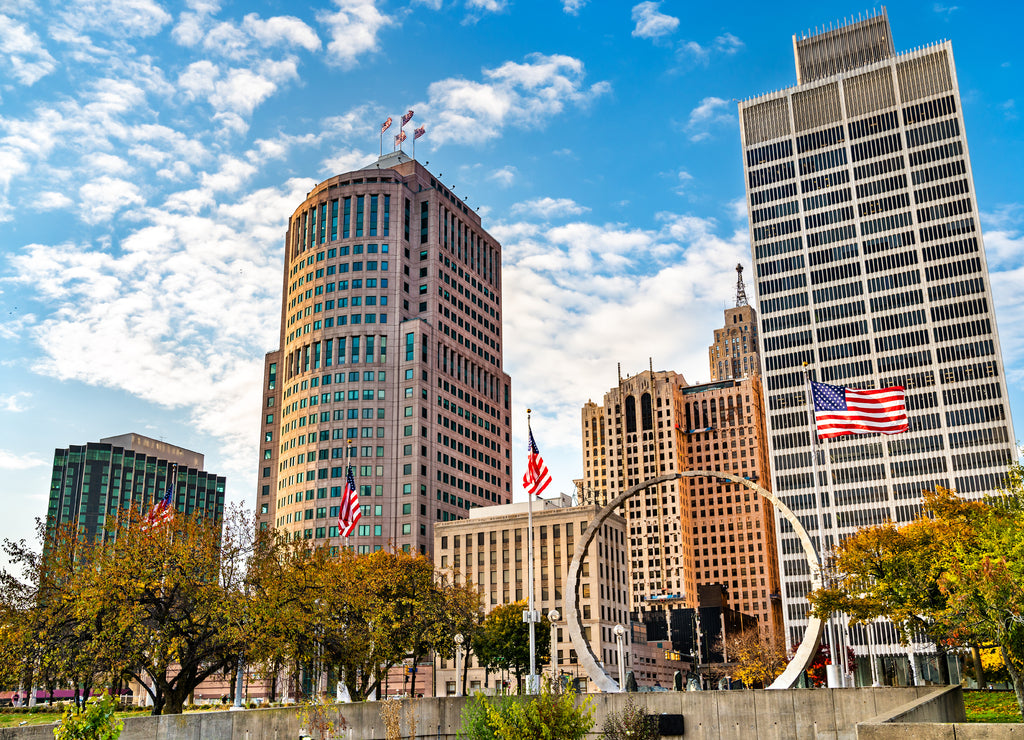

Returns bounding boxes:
[739,12,1016,658]
[256,153,513,555]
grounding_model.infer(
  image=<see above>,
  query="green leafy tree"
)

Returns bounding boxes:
[472,601,549,693]
[808,478,1024,715]
[54,692,123,740]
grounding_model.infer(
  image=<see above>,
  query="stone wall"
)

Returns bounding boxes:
[0,686,967,740]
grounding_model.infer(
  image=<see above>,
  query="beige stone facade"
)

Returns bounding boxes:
[708,304,760,382]
[432,497,686,693]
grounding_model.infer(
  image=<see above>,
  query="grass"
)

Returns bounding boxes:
[962,690,1023,723]
[0,708,152,729]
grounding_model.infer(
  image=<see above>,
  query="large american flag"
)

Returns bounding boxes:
[142,464,177,531]
[811,381,909,440]
[401,109,414,126]
[338,465,361,537]
[522,429,552,496]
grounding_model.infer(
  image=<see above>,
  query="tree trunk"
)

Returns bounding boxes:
[935,643,951,685]
[972,646,986,690]
[1000,645,1024,719]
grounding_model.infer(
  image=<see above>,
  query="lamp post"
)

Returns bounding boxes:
[612,624,626,692]
[548,610,560,686]
[454,634,464,697]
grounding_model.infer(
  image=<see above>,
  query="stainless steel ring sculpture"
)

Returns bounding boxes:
[563,470,823,691]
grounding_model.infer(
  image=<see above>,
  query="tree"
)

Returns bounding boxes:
[808,508,957,683]
[808,479,1024,714]
[719,630,787,688]
[55,692,123,740]
[472,600,550,693]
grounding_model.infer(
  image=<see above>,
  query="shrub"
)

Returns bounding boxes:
[54,692,123,740]
[458,682,593,740]
[601,697,660,740]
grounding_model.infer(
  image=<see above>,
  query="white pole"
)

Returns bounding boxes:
[613,625,626,691]
[804,364,843,689]
[526,412,538,694]
[548,610,560,686]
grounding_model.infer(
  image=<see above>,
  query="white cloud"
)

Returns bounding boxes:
[0,391,31,412]
[423,53,610,146]
[674,169,693,194]
[317,0,393,69]
[488,165,517,187]
[320,147,374,177]
[78,176,145,224]
[495,208,748,464]
[0,449,46,469]
[36,191,73,210]
[466,0,506,10]
[59,0,172,37]
[563,0,586,14]
[685,96,734,141]
[0,14,56,84]
[631,1,678,40]
[678,32,744,64]
[510,197,589,219]
[242,13,320,52]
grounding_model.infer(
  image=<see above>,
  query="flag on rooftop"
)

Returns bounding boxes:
[381,116,392,133]
[142,464,177,531]
[395,131,407,144]
[523,429,552,496]
[811,381,908,440]
[414,126,426,140]
[339,464,361,537]
[401,110,414,126]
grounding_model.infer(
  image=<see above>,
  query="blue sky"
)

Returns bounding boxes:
[1,0,1022,550]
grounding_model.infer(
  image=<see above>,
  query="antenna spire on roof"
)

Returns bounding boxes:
[735,263,749,307]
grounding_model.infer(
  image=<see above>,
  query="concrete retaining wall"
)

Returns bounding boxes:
[0,687,960,740]
[856,685,1023,739]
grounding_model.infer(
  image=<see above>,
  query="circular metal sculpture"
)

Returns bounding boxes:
[563,470,823,692]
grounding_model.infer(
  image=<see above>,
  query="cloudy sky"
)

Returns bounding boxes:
[1,0,1022,549]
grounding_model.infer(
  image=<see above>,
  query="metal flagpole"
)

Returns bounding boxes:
[526,410,538,694]
[803,363,842,688]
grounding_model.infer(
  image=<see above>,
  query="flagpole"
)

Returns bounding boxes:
[803,362,842,687]
[526,410,537,694]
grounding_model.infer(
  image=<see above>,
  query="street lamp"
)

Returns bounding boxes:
[454,634,464,697]
[548,610,560,686]
[612,624,626,692]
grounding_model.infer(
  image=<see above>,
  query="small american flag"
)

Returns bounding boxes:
[401,109,414,126]
[381,116,393,133]
[142,464,177,531]
[414,126,426,140]
[811,381,909,440]
[339,465,361,537]
[395,131,407,144]
[522,429,552,496]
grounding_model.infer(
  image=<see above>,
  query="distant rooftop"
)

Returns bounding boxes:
[793,9,894,84]
[99,433,204,469]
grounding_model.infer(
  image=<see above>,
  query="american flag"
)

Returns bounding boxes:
[811,381,909,440]
[395,131,407,144]
[381,116,392,133]
[414,126,426,140]
[401,109,414,126]
[142,464,177,531]
[522,429,552,496]
[338,465,361,537]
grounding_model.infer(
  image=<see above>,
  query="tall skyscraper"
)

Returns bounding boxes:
[739,11,1016,658]
[256,152,513,555]
[48,433,224,539]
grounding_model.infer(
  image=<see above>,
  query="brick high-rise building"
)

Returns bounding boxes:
[256,153,513,555]
[739,11,1016,664]
[709,265,760,383]
[47,433,224,539]
[580,360,783,650]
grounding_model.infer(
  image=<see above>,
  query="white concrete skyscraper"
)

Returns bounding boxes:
[739,11,1016,677]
